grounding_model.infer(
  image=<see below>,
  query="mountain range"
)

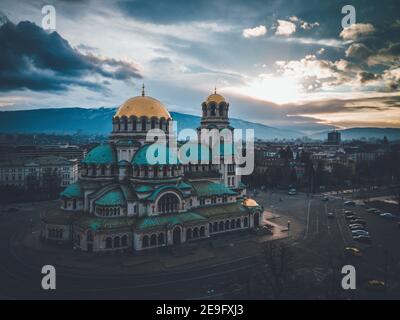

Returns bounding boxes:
[1,107,400,141]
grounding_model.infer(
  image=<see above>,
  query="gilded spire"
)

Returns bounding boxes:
[141,83,145,97]
[214,86,217,94]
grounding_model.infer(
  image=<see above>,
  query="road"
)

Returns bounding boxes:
[0,202,260,300]
[1,189,400,299]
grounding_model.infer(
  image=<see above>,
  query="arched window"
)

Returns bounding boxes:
[193,228,199,238]
[154,166,158,177]
[219,221,224,231]
[157,193,180,213]
[219,104,224,116]
[158,233,165,245]
[159,119,164,130]
[141,118,147,131]
[210,104,216,116]
[87,231,94,242]
[121,235,128,247]
[114,237,121,248]
[202,105,207,117]
[200,226,205,237]
[209,223,213,233]
[131,117,137,131]
[106,237,112,249]
[151,118,156,129]
[186,229,192,240]
[150,234,157,246]
[225,220,230,230]
[236,218,241,228]
[244,217,249,227]
[123,118,128,131]
[101,166,106,176]
[142,235,149,248]
[163,166,168,177]
[231,220,236,229]
[213,222,218,233]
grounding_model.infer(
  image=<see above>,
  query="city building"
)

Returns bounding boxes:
[0,156,78,188]
[327,130,341,145]
[41,89,263,252]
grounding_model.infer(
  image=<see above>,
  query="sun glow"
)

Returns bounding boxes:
[231,74,304,104]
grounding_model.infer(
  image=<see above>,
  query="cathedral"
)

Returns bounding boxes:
[41,87,264,252]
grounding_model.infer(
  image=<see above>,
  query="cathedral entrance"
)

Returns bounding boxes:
[254,212,260,227]
[173,227,181,245]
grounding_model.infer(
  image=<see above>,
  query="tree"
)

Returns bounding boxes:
[261,242,294,299]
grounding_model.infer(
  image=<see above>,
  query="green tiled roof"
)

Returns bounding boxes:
[190,181,237,197]
[82,144,116,165]
[77,215,135,231]
[238,181,247,189]
[135,185,153,193]
[60,183,83,198]
[95,189,126,206]
[193,202,247,218]
[136,212,206,231]
[146,185,183,201]
[42,210,76,225]
[118,160,131,166]
[132,144,180,165]
[177,181,192,190]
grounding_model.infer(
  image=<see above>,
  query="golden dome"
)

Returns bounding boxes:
[206,93,226,104]
[114,95,171,119]
[242,198,259,207]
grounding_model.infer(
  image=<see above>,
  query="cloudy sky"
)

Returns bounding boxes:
[0,0,399,133]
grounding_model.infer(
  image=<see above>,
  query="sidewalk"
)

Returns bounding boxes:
[19,219,290,276]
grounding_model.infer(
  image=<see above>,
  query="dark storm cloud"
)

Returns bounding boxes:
[0,19,142,92]
[359,71,381,83]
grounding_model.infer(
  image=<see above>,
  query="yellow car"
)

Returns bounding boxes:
[345,247,362,257]
[367,280,385,289]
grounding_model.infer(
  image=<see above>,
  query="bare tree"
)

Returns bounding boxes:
[261,241,294,299]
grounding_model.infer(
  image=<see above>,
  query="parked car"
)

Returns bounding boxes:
[288,188,297,196]
[349,225,366,231]
[345,201,356,206]
[380,213,396,220]
[367,208,377,213]
[349,223,365,229]
[352,230,370,237]
[367,280,385,289]
[327,212,335,219]
[322,196,329,202]
[345,215,358,221]
[349,219,367,226]
[344,210,353,215]
[353,235,371,243]
[345,247,362,257]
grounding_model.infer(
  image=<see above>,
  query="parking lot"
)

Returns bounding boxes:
[253,189,400,299]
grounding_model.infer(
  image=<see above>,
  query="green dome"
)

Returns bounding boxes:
[83,144,116,165]
[132,143,180,166]
[95,189,126,206]
[60,183,83,198]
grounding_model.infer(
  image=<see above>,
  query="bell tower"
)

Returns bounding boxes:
[200,88,230,130]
